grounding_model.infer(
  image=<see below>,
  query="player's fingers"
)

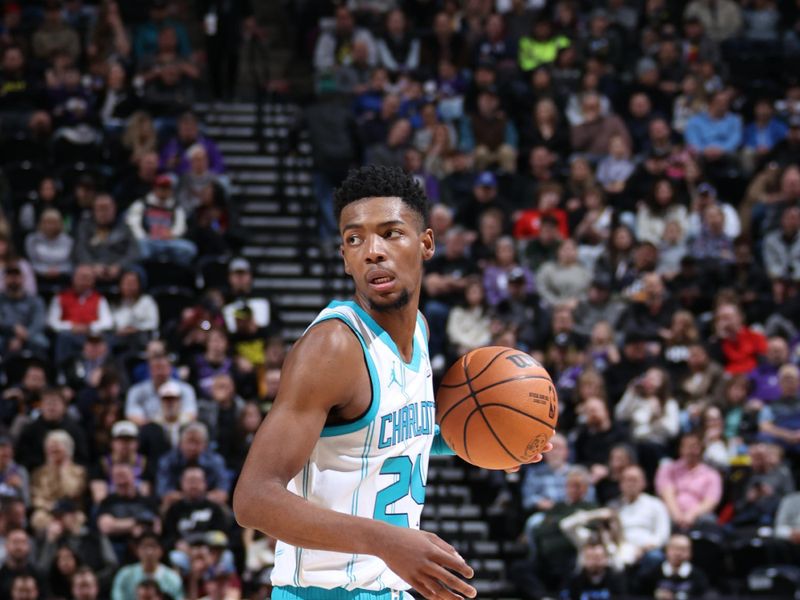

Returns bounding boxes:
[431,545,474,579]
[504,465,521,473]
[412,578,440,600]
[430,564,478,598]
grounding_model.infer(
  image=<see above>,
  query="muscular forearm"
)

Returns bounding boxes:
[234,479,393,557]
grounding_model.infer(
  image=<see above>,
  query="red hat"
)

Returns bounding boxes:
[155,174,173,187]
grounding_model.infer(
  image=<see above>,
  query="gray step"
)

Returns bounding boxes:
[225,155,280,167]
[273,293,329,307]
[242,215,307,228]
[231,171,281,183]
[254,277,326,290]
[241,200,306,215]
[255,263,305,276]
[218,141,259,153]
[243,246,321,259]
[281,310,320,323]
[281,327,306,340]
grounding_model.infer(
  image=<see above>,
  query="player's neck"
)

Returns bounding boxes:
[358,299,419,363]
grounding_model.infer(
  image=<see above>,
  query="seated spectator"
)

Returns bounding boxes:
[116,151,160,212]
[569,92,632,159]
[222,258,282,337]
[74,193,139,284]
[536,239,591,309]
[455,171,511,232]
[162,467,229,552]
[0,262,48,357]
[762,205,800,288]
[518,98,571,160]
[658,221,689,279]
[520,433,573,515]
[17,177,68,246]
[492,271,551,353]
[742,98,788,173]
[197,374,245,456]
[636,178,690,245]
[0,234,36,297]
[176,144,223,215]
[560,543,627,600]
[110,531,183,600]
[708,301,767,375]
[133,0,191,62]
[376,9,420,74]
[513,183,569,242]
[471,13,517,72]
[9,574,39,600]
[90,420,153,505]
[458,87,518,173]
[689,204,735,265]
[125,174,197,266]
[25,207,73,289]
[112,269,159,353]
[46,265,113,365]
[748,336,791,404]
[685,90,743,166]
[517,18,571,73]
[615,367,680,451]
[87,2,131,75]
[573,397,630,470]
[774,491,800,564]
[596,135,635,195]
[71,567,100,600]
[0,46,40,122]
[636,533,711,599]
[655,433,723,531]
[619,273,678,344]
[126,359,197,426]
[767,114,800,167]
[522,215,564,273]
[160,111,224,176]
[30,430,87,533]
[155,423,230,506]
[191,330,238,400]
[59,332,124,396]
[0,434,29,504]
[483,238,535,308]
[758,364,800,455]
[32,0,81,63]
[678,343,725,410]
[313,5,376,73]
[445,276,491,358]
[15,387,89,472]
[468,207,502,268]
[97,463,160,564]
[366,118,412,168]
[0,529,43,599]
[731,442,794,530]
[36,498,118,591]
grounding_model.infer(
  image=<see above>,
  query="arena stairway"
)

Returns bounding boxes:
[194,102,524,599]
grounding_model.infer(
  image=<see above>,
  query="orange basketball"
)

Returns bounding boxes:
[436,346,558,470]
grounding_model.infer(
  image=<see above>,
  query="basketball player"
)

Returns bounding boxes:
[233,166,550,600]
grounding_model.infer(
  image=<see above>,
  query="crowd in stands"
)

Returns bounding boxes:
[303,0,800,597]
[0,1,286,600]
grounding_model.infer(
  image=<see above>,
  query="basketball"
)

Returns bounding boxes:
[436,346,558,470]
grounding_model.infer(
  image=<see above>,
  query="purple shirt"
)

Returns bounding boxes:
[748,362,782,403]
[159,136,225,175]
[655,459,722,517]
[482,265,536,307]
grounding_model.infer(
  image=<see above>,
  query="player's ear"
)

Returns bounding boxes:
[421,227,434,260]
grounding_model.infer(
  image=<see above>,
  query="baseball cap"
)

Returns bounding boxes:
[789,114,800,129]
[474,171,497,188]
[228,257,251,273]
[111,420,139,439]
[697,182,717,197]
[158,380,182,398]
[154,174,174,188]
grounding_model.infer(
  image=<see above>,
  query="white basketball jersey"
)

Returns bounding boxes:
[272,300,435,592]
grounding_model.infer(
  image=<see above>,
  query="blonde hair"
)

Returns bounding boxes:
[45,429,75,459]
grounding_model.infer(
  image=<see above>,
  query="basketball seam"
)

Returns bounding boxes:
[473,403,557,430]
[438,348,516,388]
[462,352,520,464]
[439,374,554,425]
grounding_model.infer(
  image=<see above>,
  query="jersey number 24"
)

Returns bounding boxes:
[374,454,426,527]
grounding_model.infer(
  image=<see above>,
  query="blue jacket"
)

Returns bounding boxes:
[743,118,788,150]
[685,111,742,153]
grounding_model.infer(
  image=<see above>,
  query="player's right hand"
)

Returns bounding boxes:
[377,528,476,600]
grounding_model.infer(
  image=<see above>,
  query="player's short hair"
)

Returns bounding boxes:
[334,165,429,229]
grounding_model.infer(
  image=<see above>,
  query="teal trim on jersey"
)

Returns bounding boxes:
[293,463,310,586]
[273,586,405,600]
[431,425,455,456]
[329,300,422,372]
[346,421,375,583]
[314,313,381,438]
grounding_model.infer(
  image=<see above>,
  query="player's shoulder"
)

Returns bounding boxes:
[288,317,363,367]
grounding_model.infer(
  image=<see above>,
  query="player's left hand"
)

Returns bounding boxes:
[503,442,553,473]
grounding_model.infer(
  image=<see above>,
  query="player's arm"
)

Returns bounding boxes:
[233,320,476,600]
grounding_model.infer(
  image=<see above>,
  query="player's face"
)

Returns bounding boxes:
[340,197,434,314]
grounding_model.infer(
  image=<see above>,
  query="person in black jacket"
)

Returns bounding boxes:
[637,534,710,599]
[562,542,628,600]
[162,466,229,554]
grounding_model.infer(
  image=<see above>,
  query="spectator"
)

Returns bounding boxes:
[198,373,245,454]
[742,98,788,172]
[570,92,632,159]
[111,532,184,600]
[749,336,791,404]
[687,181,741,240]
[111,269,159,352]
[684,0,743,43]
[222,258,281,337]
[29,430,87,533]
[160,112,224,176]
[0,435,29,504]
[513,183,569,241]
[762,205,800,285]
[708,301,767,375]
[313,5,376,73]
[445,277,491,357]
[685,90,743,165]
[0,529,42,599]
[90,420,153,504]
[133,0,191,62]
[767,114,800,167]
[615,367,680,450]
[125,174,197,266]
[678,343,726,409]
[655,433,723,531]
[731,442,794,529]
[46,265,113,365]
[32,0,81,63]
[757,364,800,455]
[87,2,132,72]
[458,87,518,173]
[636,178,690,245]
[0,262,48,357]
[482,238,535,307]
[596,135,635,195]
[15,387,89,472]
[0,233,36,297]
[155,423,230,505]
[191,330,237,400]
[71,567,100,600]
[73,194,140,284]
[535,239,591,309]
[162,467,229,552]
[573,275,625,338]
[521,215,564,272]
[126,362,197,426]
[24,208,73,288]
[520,433,573,515]
[560,543,627,600]
[176,144,223,215]
[636,533,711,598]
[116,151,161,211]
[96,463,160,563]
[618,273,678,344]
[689,204,735,265]
[366,118,412,168]
[573,397,630,471]
[376,9,419,74]
[774,491,800,564]
[517,18,570,72]
[519,98,571,159]
[471,13,517,72]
